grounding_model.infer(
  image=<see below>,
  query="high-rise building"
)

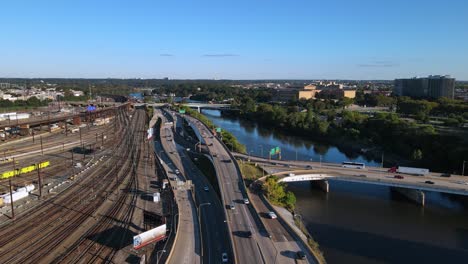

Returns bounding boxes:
[394,75,455,99]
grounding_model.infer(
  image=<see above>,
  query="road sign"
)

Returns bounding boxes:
[216,127,222,133]
[179,109,186,114]
[269,148,275,156]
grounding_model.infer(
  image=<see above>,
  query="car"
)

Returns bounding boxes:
[306,165,313,169]
[243,198,249,204]
[425,180,435,184]
[245,231,252,238]
[296,251,306,260]
[222,253,228,263]
[208,143,213,146]
[213,154,218,157]
[394,175,404,179]
[229,203,235,210]
[358,174,367,177]
[440,173,451,178]
[267,212,277,219]
[204,186,209,192]
[175,169,180,174]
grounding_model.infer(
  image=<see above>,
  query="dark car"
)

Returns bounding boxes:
[306,165,313,169]
[425,180,435,184]
[394,175,404,179]
[245,231,252,238]
[296,251,306,259]
[440,173,451,178]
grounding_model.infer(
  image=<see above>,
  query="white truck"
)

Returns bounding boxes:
[388,166,429,176]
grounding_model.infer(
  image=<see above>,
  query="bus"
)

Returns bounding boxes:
[342,161,366,169]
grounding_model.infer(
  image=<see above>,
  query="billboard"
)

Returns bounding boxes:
[133,224,167,249]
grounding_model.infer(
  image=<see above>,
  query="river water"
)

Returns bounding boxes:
[202,109,468,264]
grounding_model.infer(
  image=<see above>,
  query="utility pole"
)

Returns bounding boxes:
[9,178,14,220]
[40,136,44,155]
[37,165,42,199]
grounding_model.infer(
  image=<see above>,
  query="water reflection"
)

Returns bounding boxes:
[203,109,468,264]
[202,109,379,166]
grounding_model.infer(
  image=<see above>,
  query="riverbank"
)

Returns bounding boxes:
[239,161,326,263]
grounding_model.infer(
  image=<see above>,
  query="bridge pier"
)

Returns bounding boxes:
[311,180,329,193]
[391,187,425,206]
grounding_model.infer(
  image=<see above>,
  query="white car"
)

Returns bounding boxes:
[268,212,277,219]
[243,198,249,204]
[204,186,209,192]
[222,253,228,263]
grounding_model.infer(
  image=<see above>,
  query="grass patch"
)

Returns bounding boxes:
[238,161,264,186]
[189,152,221,198]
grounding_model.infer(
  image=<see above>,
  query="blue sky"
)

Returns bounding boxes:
[1,0,467,80]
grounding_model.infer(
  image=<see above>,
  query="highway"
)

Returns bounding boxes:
[157,109,231,264]
[234,153,468,196]
[183,112,316,264]
[156,111,200,264]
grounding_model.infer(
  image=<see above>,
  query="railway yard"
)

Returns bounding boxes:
[0,106,168,264]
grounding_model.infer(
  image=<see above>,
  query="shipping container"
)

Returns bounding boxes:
[3,191,29,204]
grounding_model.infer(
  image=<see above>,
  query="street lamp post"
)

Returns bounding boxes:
[320,155,322,167]
[198,202,211,262]
[259,145,263,158]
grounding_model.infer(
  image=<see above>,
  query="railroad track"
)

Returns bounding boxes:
[0,109,148,263]
[51,109,146,263]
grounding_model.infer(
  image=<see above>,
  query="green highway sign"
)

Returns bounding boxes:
[179,109,186,114]
[216,127,222,132]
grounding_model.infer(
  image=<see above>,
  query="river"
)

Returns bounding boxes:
[202,109,468,264]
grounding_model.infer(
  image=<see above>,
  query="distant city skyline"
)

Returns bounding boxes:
[1,0,467,80]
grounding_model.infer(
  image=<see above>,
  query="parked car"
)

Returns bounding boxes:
[425,180,435,184]
[245,231,252,238]
[243,198,249,204]
[204,186,209,192]
[440,173,451,177]
[394,175,404,179]
[229,203,235,210]
[296,251,306,259]
[222,253,228,263]
[306,165,313,169]
[267,212,277,219]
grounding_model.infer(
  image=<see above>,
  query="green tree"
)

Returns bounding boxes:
[283,191,296,210]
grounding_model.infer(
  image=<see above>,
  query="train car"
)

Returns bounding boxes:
[1,170,15,179]
[38,161,50,169]
[20,165,36,174]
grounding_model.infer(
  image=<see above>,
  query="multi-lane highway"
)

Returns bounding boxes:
[157,109,231,264]
[183,112,316,264]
